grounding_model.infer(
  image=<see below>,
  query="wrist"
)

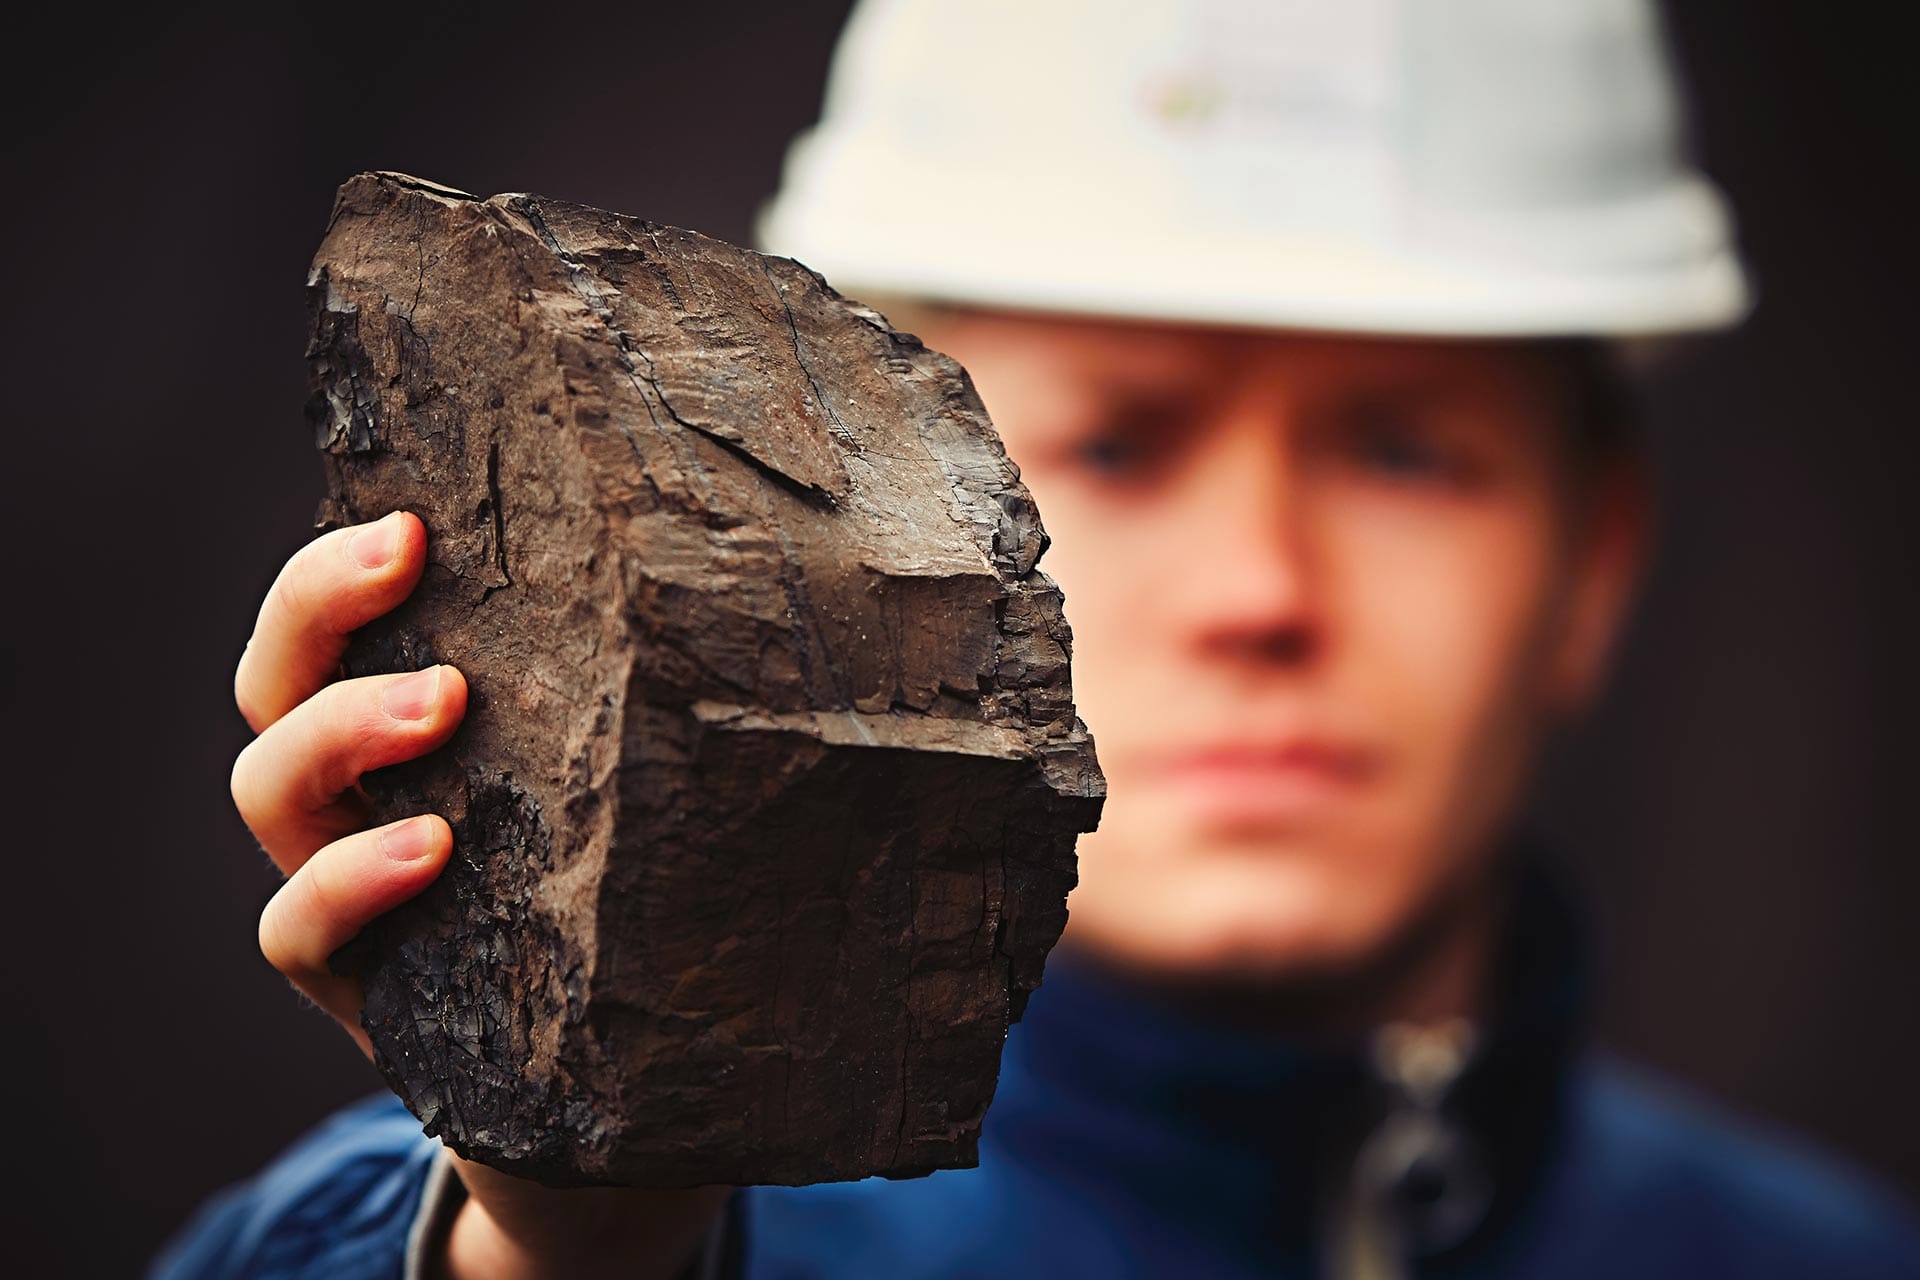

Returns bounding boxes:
[435,1183,733,1280]
[439,1197,556,1280]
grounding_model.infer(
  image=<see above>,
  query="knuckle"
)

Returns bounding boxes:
[262,865,333,978]
[268,555,313,627]
[304,679,373,776]
[233,676,256,726]
[229,742,262,819]
[257,893,297,975]
[233,649,269,730]
[304,844,352,915]
[246,680,397,821]
[276,532,360,633]
[328,680,401,770]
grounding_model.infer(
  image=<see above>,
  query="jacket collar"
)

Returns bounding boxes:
[986,839,1588,1267]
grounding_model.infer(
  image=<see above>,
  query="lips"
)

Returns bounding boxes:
[1138,738,1380,826]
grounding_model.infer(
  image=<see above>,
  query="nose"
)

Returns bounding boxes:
[1167,407,1321,668]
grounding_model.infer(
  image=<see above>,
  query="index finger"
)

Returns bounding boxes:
[234,511,428,733]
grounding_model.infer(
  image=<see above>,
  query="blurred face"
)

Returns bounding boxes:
[919,310,1643,997]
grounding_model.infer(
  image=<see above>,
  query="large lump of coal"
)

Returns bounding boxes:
[309,172,1104,1187]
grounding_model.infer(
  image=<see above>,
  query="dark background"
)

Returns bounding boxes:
[6,4,1913,1273]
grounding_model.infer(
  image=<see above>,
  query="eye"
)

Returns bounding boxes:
[1066,395,1187,478]
[1073,433,1148,475]
[1341,402,1472,486]
[1357,427,1449,477]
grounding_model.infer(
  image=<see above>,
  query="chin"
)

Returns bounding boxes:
[1061,827,1430,985]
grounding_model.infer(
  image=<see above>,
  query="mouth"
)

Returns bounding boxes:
[1138,739,1381,827]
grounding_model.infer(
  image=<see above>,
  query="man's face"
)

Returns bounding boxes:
[918,309,1642,986]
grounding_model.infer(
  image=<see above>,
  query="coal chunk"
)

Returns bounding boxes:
[309,172,1104,1187]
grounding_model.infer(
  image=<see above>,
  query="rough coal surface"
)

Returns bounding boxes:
[310,172,1104,1187]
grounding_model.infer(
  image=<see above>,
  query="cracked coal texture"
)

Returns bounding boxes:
[309,172,1105,1187]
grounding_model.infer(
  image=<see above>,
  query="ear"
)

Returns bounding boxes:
[1543,458,1652,713]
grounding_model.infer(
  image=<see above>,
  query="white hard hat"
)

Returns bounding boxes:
[756,0,1751,338]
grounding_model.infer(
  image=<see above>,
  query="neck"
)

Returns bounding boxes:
[1058,873,1508,1044]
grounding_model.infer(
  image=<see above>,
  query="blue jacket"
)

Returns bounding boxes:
[153,874,1918,1279]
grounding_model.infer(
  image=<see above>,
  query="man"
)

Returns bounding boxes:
[157,2,1918,1277]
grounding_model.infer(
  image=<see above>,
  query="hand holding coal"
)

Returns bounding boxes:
[309,172,1103,1187]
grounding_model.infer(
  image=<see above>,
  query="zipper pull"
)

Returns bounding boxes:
[1321,1019,1492,1280]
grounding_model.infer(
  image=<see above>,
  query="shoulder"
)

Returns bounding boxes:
[1535,1053,1920,1279]
[738,1163,1154,1280]
[149,1091,439,1280]
[739,1169,1024,1280]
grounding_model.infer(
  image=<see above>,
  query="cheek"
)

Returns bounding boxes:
[961,367,1168,760]
[1329,497,1558,824]
[1006,470,1158,677]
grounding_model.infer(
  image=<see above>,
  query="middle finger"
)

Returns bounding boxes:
[231,664,468,872]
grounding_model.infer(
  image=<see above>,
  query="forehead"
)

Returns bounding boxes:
[939,307,1548,400]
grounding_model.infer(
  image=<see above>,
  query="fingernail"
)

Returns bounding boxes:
[382,666,443,721]
[349,514,401,569]
[379,816,440,862]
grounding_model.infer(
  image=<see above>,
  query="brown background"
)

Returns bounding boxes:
[4,4,1913,1273]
